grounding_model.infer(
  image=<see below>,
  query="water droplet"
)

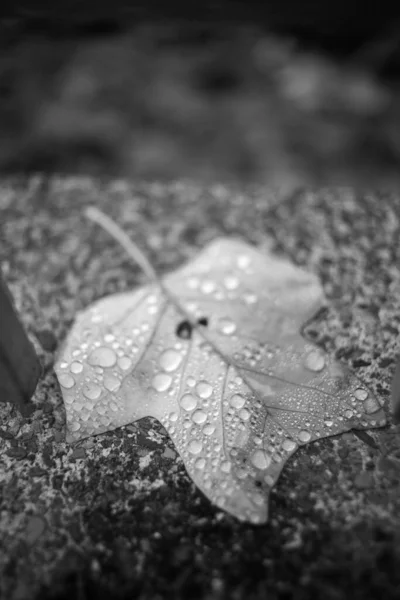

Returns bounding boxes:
[70,421,81,432]
[344,409,353,419]
[324,420,333,428]
[251,449,271,470]
[104,333,115,343]
[203,424,215,435]
[354,388,368,401]
[244,293,258,305]
[363,397,380,414]
[88,347,117,368]
[195,457,206,469]
[223,275,239,290]
[237,255,250,269]
[282,438,297,452]
[118,356,132,371]
[103,373,121,392]
[298,430,312,443]
[196,381,213,399]
[187,376,196,388]
[159,349,182,372]
[152,373,172,392]
[191,409,207,424]
[188,439,203,455]
[180,393,197,411]
[70,361,83,374]
[83,382,102,400]
[239,408,250,421]
[230,394,246,409]
[187,277,199,289]
[169,412,178,422]
[220,460,231,473]
[58,373,75,389]
[218,317,237,335]
[59,361,68,369]
[91,313,103,323]
[304,350,325,372]
[200,280,216,294]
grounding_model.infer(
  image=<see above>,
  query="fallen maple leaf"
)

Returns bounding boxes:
[54,208,386,524]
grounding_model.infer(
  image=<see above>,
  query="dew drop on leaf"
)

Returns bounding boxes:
[70,361,83,374]
[103,373,121,393]
[196,381,213,399]
[195,457,206,469]
[223,275,239,290]
[298,430,312,443]
[251,449,271,470]
[180,393,197,411]
[230,394,246,409]
[152,373,172,392]
[304,350,325,372]
[239,408,250,421]
[188,439,203,455]
[363,397,381,414]
[82,382,102,400]
[282,439,297,452]
[354,388,368,401]
[58,373,75,389]
[191,409,207,424]
[118,356,132,371]
[218,318,237,335]
[203,424,215,435]
[88,347,117,368]
[159,349,183,372]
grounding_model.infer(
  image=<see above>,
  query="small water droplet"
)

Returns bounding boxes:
[83,382,102,400]
[118,356,132,371]
[91,313,103,323]
[218,317,237,335]
[200,280,216,294]
[104,333,115,343]
[59,361,68,369]
[195,457,206,469]
[188,439,203,455]
[355,388,368,401]
[152,373,172,392]
[88,347,117,368]
[298,430,311,443]
[230,394,246,409]
[159,349,182,372]
[237,255,250,269]
[196,381,213,399]
[223,275,239,290]
[58,373,75,389]
[251,449,271,470]
[180,393,197,411]
[282,438,297,452]
[191,409,207,424]
[187,376,196,388]
[244,292,258,305]
[324,419,333,428]
[304,350,325,372]
[344,409,353,419]
[169,412,178,422]
[103,373,121,392]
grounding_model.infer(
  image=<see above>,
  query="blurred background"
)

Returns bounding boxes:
[1,1,400,190]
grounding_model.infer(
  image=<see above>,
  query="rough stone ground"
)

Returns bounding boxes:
[0,177,400,599]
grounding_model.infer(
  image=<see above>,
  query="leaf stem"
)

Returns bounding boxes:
[85,206,158,283]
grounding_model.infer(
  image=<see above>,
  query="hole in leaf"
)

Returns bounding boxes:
[197,317,208,327]
[176,320,193,340]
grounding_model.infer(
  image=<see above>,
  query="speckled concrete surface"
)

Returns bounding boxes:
[0,178,399,600]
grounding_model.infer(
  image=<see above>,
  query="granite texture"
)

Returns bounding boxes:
[0,177,400,599]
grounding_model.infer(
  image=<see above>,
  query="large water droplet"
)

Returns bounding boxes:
[118,356,132,371]
[169,412,178,422]
[152,373,172,392]
[180,393,197,411]
[251,449,271,470]
[103,373,121,393]
[230,394,246,409]
[159,349,182,372]
[58,373,75,389]
[298,430,312,443]
[304,350,325,372]
[188,439,203,455]
[282,438,297,452]
[191,409,207,424]
[220,460,231,473]
[218,318,237,336]
[354,388,368,401]
[187,376,196,388]
[83,382,102,400]
[344,409,353,419]
[70,361,83,374]
[363,397,380,414]
[88,347,117,368]
[196,381,213,399]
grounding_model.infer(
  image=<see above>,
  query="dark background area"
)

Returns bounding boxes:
[1,2,400,187]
